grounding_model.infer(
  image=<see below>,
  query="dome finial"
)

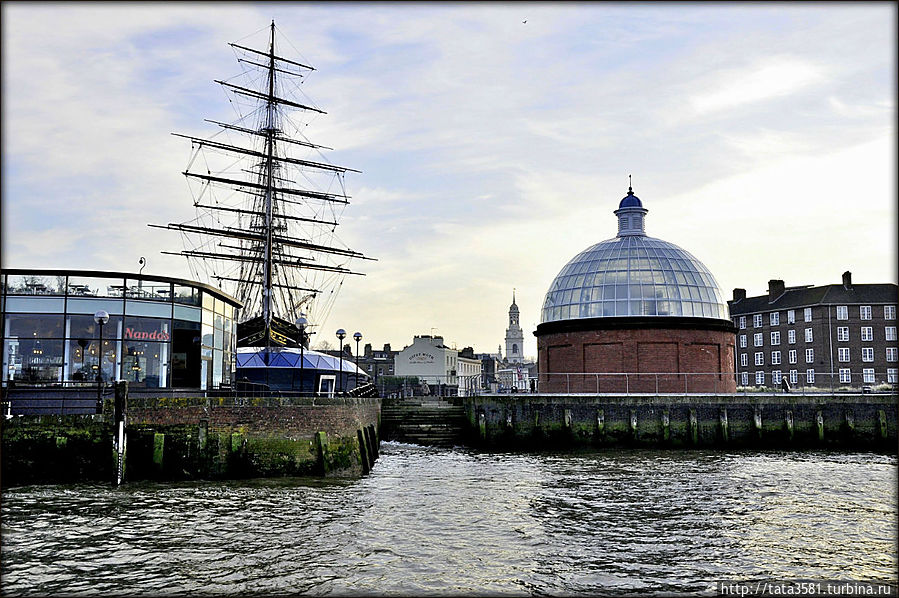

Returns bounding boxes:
[628,174,633,195]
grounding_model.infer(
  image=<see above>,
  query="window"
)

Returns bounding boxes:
[755,371,765,385]
[861,347,874,362]
[739,334,747,348]
[886,306,896,320]
[738,316,746,329]
[753,314,763,328]
[788,330,796,344]
[789,370,798,385]
[804,307,812,322]
[804,328,813,343]
[789,349,797,364]
[770,331,780,346]
[886,326,897,342]
[741,372,749,386]
[888,348,898,363]
[806,369,815,384]
[770,312,779,326]
[837,327,849,342]
[860,305,872,320]
[863,369,875,384]
[838,348,850,362]
[754,333,763,347]
[888,368,898,384]
[860,327,872,341]
[836,305,848,320]
[740,353,748,367]
[772,370,782,385]
[839,368,851,384]
[787,310,795,324]
[806,348,815,363]
[771,351,781,365]
[755,352,764,366]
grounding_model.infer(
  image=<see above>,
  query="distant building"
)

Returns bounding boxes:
[357,343,399,383]
[504,292,524,363]
[395,335,481,396]
[728,272,898,389]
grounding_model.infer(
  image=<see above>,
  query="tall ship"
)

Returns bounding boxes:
[152,21,373,393]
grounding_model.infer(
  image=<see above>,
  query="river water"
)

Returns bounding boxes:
[1,443,896,596]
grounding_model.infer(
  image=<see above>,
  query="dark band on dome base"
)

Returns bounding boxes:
[535,315,737,337]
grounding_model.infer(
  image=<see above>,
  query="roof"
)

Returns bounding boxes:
[2,267,242,308]
[541,234,729,322]
[618,189,643,209]
[728,283,898,315]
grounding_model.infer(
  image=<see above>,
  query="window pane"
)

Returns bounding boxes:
[5,314,65,338]
[5,275,66,295]
[67,297,124,315]
[125,299,173,318]
[5,296,66,313]
[68,276,127,298]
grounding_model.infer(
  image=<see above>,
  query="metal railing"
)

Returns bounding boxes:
[470,371,898,396]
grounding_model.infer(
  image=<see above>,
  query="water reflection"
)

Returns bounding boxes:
[1,445,895,596]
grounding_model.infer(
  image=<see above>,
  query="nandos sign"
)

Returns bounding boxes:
[124,327,171,341]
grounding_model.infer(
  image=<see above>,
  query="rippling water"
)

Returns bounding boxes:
[1,444,896,596]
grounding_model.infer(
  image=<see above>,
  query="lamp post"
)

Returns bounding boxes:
[296,314,307,395]
[94,310,109,406]
[353,331,362,389]
[336,329,346,395]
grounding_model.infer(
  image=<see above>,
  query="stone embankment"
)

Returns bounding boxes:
[465,393,897,450]
[380,397,466,447]
[1,382,381,486]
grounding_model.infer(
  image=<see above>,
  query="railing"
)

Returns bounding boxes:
[470,371,897,396]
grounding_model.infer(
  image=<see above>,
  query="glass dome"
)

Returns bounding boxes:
[541,188,729,323]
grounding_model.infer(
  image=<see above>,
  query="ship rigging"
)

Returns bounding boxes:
[151,21,373,349]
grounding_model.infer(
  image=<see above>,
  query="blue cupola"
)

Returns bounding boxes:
[613,177,647,237]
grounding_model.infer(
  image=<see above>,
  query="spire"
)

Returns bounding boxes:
[628,174,632,194]
[512,288,516,306]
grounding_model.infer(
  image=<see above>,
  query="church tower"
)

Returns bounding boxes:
[504,291,524,363]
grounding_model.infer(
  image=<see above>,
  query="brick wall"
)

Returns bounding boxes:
[538,326,736,393]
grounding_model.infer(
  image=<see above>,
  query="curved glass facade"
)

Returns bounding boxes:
[2,270,241,390]
[541,235,729,323]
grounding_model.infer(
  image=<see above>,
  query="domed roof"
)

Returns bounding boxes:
[540,186,728,323]
[618,188,643,208]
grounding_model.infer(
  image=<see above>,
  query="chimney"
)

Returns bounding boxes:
[732,288,746,302]
[768,279,785,303]
[364,343,372,358]
[383,343,392,352]
[842,271,853,290]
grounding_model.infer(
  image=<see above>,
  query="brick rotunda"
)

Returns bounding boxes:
[535,183,736,393]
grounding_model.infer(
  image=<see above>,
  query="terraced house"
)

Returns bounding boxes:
[728,272,898,390]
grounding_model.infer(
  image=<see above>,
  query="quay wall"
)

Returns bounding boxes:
[463,393,898,450]
[1,384,381,486]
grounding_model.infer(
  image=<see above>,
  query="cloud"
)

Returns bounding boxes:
[2,3,895,358]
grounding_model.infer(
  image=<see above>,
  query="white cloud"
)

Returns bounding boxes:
[2,3,895,357]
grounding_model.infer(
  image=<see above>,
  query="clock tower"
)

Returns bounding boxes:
[504,291,524,364]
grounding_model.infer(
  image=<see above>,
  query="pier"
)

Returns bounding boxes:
[464,392,898,450]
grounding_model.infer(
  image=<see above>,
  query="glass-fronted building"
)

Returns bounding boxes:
[1,269,242,390]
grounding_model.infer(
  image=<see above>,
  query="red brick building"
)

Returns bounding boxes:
[535,185,736,393]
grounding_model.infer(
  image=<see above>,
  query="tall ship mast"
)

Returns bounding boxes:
[152,21,372,349]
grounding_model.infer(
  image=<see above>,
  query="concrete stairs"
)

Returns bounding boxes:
[380,398,468,447]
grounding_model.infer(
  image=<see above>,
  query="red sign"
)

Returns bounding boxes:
[124,327,170,341]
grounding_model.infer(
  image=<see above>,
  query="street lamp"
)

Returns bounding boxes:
[94,310,109,406]
[353,331,362,389]
[336,329,346,395]
[296,314,307,395]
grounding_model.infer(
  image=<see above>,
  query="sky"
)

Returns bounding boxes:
[2,2,896,359]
